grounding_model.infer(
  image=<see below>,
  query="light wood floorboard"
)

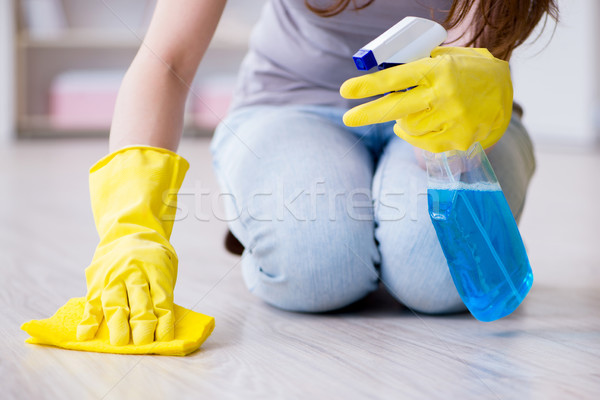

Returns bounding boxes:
[1,139,599,399]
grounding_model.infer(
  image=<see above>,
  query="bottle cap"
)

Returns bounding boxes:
[352,49,377,71]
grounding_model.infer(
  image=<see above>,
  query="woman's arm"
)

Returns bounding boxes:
[109,0,227,152]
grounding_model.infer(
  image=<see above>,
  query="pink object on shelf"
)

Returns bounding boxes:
[49,70,125,130]
[192,75,237,130]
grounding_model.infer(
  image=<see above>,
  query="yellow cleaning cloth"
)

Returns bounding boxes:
[21,297,215,356]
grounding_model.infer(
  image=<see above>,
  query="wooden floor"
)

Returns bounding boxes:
[1,138,599,399]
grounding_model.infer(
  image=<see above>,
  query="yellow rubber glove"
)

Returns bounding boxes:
[340,47,513,153]
[21,298,214,356]
[76,145,190,346]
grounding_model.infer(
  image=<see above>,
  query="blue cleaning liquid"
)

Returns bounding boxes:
[428,184,533,321]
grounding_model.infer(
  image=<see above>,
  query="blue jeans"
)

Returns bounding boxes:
[210,105,535,314]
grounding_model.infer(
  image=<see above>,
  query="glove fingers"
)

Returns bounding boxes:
[126,270,157,345]
[149,280,175,342]
[340,57,433,99]
[101,281,131,346]
[76,296,103,341]
[399,109,444,137]
[343,86,431,127]
[394,124,455,153]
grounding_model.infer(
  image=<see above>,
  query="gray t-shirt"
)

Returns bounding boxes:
[231,0,451,111]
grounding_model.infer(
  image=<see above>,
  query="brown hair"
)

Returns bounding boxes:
[305,0,375,18]
[305,0,559,60]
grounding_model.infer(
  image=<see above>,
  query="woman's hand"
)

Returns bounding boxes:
[78,238,178,346]
[340,47,513,153]
[76,146,189,346]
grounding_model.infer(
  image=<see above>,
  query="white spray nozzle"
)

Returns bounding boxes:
[353,17,448,70]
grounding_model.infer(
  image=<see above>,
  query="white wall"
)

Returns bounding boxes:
[0,0,15,143]
[511,0,600,146]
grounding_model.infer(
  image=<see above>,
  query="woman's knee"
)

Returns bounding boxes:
[377,219,466,315]
[241,222,380,313]
[386,271,466,315]
[382,260,466,315]
[487,114,536,221]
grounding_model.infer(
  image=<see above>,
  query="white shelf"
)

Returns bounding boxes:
[17,29,249,51]
[17,29,143,49]
[18,114,211,137]
[18,114,212,136]
[13,0,256,138]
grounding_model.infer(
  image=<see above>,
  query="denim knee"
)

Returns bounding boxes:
[376,213,466,315]
[383,267,466,315]
[241,221,380,313]
[379,236,466,315]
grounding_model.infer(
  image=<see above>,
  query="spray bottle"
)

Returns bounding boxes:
[352,17,533,321]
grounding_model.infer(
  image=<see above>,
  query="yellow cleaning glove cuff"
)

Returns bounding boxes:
[22,298,214,356]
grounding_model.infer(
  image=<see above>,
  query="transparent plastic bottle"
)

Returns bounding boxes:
[425,143,533,321]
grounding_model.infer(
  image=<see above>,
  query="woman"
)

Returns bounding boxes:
[75,0,559,346]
